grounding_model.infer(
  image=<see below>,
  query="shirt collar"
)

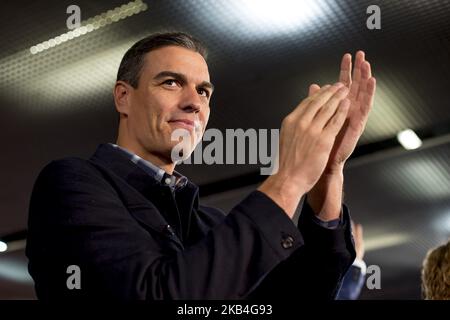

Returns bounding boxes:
[109,143,188,191]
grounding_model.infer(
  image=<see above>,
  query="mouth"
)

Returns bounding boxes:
[168,119,199,132]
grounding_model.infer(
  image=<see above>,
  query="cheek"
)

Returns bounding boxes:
[138,105,157,132]
[201,107,210,130]
[143,95,173,132]
[155,93,178,116]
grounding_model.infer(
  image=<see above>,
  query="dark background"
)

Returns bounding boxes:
[0,0,449,299]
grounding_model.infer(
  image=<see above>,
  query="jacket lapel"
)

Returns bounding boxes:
[88,143,184,249]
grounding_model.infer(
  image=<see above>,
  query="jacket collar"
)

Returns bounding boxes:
[89,143,162,198]
[88,143,199,248]
[107,143,189,191]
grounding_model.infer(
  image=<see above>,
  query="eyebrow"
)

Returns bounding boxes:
[154,71,215,93]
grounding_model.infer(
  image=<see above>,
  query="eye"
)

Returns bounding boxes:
[198,88,210,98]
[163,79,179,87]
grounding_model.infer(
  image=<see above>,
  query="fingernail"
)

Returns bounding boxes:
[334,82,344,87]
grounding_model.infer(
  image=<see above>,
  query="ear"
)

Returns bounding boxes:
[113,81,133,116]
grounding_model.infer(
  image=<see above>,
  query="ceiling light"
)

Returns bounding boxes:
[397,129,422,150]
[29,0,148,55]
[243,0,323,28]
[365,233,411,251]
[195,0,332,40]
[0,241,7,253]
[433,212,450,234]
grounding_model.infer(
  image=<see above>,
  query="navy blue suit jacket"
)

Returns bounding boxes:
[26,144,356,300]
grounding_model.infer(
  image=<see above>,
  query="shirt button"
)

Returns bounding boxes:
[281,235,294,249]
[164,177,172,185]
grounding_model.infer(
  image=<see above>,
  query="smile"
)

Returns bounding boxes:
[168,119,197,131]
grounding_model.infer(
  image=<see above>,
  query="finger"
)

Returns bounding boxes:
[291,84,332,119]
[349,51,365,99]
[300,83,346,123]
[353,50,365,79]
[339,53,352,87]
[355,223,363,239]
[356,61,371,101]
[313,86,349,129]
[361,61,371,80]
[323,98,350,135]
[361,77,376,117]
[308,83,321,97]
[354,223,365,259]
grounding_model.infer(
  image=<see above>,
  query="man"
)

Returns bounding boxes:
[26,32,376,300]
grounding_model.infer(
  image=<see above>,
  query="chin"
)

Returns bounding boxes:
[167,139,196,164]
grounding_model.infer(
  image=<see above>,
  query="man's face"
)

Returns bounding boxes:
[124,45,213,162]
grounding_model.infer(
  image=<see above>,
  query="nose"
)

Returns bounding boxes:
[180,86,202,113]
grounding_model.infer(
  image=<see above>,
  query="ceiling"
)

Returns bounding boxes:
[0,0,449,299]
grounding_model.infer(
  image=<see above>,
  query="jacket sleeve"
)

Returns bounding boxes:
[26,159,305,300]
[246,198,356,300]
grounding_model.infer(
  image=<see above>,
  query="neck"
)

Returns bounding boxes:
[115,138,176,175]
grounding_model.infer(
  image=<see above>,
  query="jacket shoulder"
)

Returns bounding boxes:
[31,157,113,197]
[37,157,103,182]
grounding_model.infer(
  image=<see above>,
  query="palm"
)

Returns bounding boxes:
[310,51,376,169]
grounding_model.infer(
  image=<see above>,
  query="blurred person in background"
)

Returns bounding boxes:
[337,221,366,300]
[421,239,450,300]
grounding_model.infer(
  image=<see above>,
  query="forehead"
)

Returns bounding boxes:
[142,45,210,82]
